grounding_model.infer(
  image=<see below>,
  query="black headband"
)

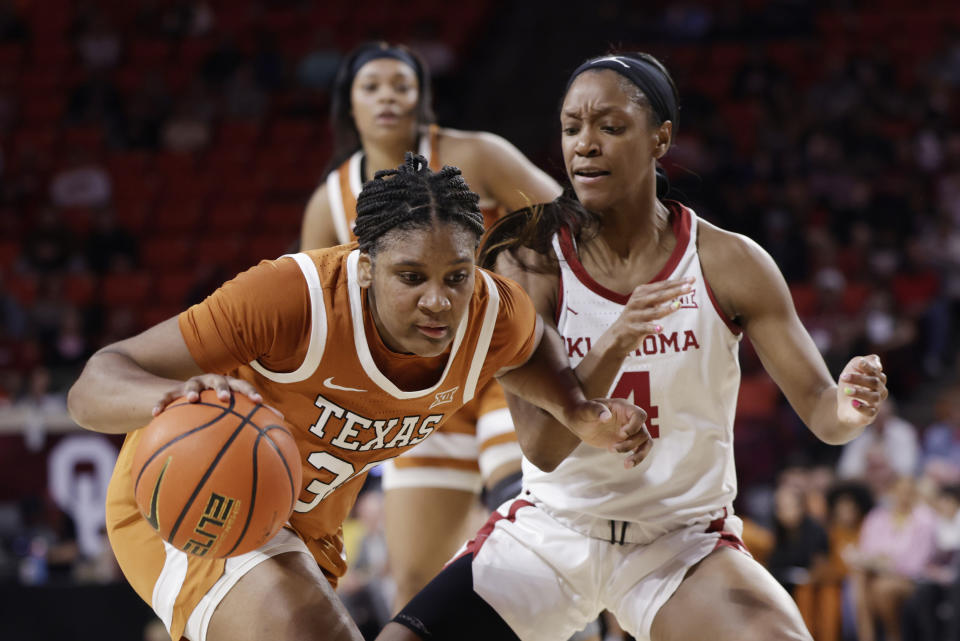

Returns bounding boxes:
[350,46,420,79]
[566,55,678,127]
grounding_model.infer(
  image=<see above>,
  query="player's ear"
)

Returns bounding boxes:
[357,253,373,287]
[653,121,672,159]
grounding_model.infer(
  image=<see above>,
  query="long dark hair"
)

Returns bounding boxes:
[478,195,599,271]
[324,42,436,178]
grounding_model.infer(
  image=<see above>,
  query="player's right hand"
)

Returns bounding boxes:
[606,277,695,355]
[153,375,264,416]
[565,398,651,468]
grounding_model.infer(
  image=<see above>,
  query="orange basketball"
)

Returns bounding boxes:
[131,390,302,559]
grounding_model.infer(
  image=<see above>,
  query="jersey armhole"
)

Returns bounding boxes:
[249,253,329,381]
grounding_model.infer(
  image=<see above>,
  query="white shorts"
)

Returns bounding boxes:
[173,527,310,641]
[466,494,747,641]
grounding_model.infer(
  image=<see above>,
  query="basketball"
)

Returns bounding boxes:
[131,390,302,559]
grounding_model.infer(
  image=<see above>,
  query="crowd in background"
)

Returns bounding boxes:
[0,1,959,640]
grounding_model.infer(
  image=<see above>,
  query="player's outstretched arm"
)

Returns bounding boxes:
[68,317,264,434]
[495,319,649,472]
[699,222,888,445]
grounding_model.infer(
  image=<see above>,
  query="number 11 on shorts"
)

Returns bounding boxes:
[611,371,660,438]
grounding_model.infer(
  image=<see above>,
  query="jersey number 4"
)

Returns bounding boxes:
[610,371,660,438]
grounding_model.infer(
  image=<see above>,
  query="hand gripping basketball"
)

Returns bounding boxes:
[133,390,302,558]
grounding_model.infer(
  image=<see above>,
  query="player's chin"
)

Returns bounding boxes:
[407,334,453,357]
[571,188,614,213]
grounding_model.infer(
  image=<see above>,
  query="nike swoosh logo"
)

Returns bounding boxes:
[144,457,171,532]
[323,377,367,393]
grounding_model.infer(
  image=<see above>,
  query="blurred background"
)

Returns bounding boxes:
[0,0,958,639]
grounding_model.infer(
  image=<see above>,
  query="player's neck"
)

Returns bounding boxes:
[363,139,418,180]
[595,199,670,259]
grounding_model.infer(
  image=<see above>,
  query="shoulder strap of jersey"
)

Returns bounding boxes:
[460,270,501,404]
[249,253,328,382]
[325,152,362,244]
[425,124,440,170]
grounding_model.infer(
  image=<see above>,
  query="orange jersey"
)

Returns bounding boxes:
[326,125,502,243]
[105,245,536,639]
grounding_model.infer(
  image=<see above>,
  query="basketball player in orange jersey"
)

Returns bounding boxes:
[67,154,648,641]
[301,41,563,611]
[378,53,890,641]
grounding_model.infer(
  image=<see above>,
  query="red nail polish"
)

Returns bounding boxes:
[852,399,862,408]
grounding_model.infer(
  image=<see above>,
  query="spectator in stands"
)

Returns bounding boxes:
[201,33,243,87]
[803,265,863,375]
[223,63,268,120]
[29,274,70,343]
[13,367,68,451]
[48,150,112,209]
[123,71,172,150]
[161,92,213,153]
[74,11,121,71]
[297,30,341,90]
[824,482,875,641]
[339,481,393,640]
[902,482,960,641]
[0,267,27,340]
[837,398,920,496]
[768,482,830,595]
[48,306,89,373]
[22,208,77,274]
[922,386,960,487]
[83,207,138,274]
[848,476,938,641]
[65,72,126,139]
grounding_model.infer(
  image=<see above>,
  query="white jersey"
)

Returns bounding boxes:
[523,203,743,543]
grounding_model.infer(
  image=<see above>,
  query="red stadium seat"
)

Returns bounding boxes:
[63,272,97,306]
[0,241,20,270]
[207,199,258,233]
[141,236,195,270]
[154,270,196,306]
[153,200,204,235]
[261,202,304,234]
[195,234,247,273]
[246,234,295,265]
[101,271,153,307]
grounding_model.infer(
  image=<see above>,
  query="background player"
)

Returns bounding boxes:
[378,52,889,641]
[67,154,648,641]
[300,41,562,611]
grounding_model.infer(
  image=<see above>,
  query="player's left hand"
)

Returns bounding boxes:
[565,398,651,468]
[836,354,887,427]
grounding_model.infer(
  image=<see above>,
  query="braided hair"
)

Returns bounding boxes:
[354,152,485,256]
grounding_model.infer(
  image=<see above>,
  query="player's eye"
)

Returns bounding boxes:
[399,272,424,284]
[446,272,468,285]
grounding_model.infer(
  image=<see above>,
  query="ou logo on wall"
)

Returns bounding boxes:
[47,434,118,558]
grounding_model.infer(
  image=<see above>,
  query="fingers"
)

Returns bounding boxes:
[840,354,889,415]
[152,389,181,416]
[229,379,264,404]
[153,375,263,417]
[624,439,653,469]
[627,277,695,314]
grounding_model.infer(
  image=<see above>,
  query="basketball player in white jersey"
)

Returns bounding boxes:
[376,52,889,641]
[299,42,563,614]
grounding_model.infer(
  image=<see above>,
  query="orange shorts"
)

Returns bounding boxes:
[106,429,347,641]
